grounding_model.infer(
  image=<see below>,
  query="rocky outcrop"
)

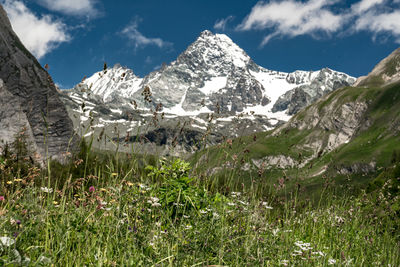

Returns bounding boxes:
[337,161,376,175]
[252,155,298,169]
[272,68,355,115]
[354,47,400,87]
[0,79,37,152]
[0,5,75,160]
[276,91,368,157]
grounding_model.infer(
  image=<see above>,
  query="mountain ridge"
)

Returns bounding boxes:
[61,30,355,155]
[73,30,355,117]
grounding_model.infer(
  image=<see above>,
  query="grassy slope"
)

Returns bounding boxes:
[191,82,400,200]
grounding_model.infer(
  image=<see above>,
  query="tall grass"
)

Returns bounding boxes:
[0,136,399,266]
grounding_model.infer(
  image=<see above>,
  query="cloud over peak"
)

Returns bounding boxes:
[121,20,172,50]
[214,15,235,31]
[3,0,70,59]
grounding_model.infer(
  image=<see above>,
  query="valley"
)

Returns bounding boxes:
[0,2,399,265]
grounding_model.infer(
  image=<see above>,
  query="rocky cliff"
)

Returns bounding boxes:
[0,4,75,160]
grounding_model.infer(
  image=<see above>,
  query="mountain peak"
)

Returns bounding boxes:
[113,63,122,69]
[181,30,250,70]
[200,29,214,37]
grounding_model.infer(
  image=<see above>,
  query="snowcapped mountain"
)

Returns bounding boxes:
[61,30,356,155]
[84,63,143,102]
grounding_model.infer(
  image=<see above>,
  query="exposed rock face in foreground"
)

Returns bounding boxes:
[0,5,75,160]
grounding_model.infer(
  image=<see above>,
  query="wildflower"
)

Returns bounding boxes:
[53,201,58,205]
[226,139,233,146]
[213,212,220,219]
[40,187,53,193]
[312,251,326,257]
[335,216,345,224]
[231,192,241,197]
[111,173,118,176]
[14,178,23,182]
[139,184,151,191]
[0,236,15,247]
[294,241,312,251]
[280,260,289,266]
[328,258,337,265]
[292,250,303,256]
[0,196,4,201]
[272,228,280,236]
[126,182,134,187]
[6,181,12,185]
[89,186,95,193]
[147,197,161,207]
[261,202,273,209]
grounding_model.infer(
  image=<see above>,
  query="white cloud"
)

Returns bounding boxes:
[237,0,344,46]
[352,0,400,43]
[214,15,234,31]
[238,0,400,45]
[355,10,400,42]
[121,20,172,49]
[36,0,99,17]
[351,0,385,14]
[3,0,70,59]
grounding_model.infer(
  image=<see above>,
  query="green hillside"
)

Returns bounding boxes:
[190,80,400,199]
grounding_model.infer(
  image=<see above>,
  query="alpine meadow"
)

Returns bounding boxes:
[0,1,399,266]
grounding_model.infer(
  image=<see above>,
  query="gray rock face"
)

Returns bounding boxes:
[0,5,75,160]
[275,91,369,159]
[272,68,356,115]
[0,79,36,152]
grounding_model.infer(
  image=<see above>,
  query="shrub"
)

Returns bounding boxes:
[146,159,208,218]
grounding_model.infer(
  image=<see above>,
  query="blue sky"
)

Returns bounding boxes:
[2,0,400,88]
